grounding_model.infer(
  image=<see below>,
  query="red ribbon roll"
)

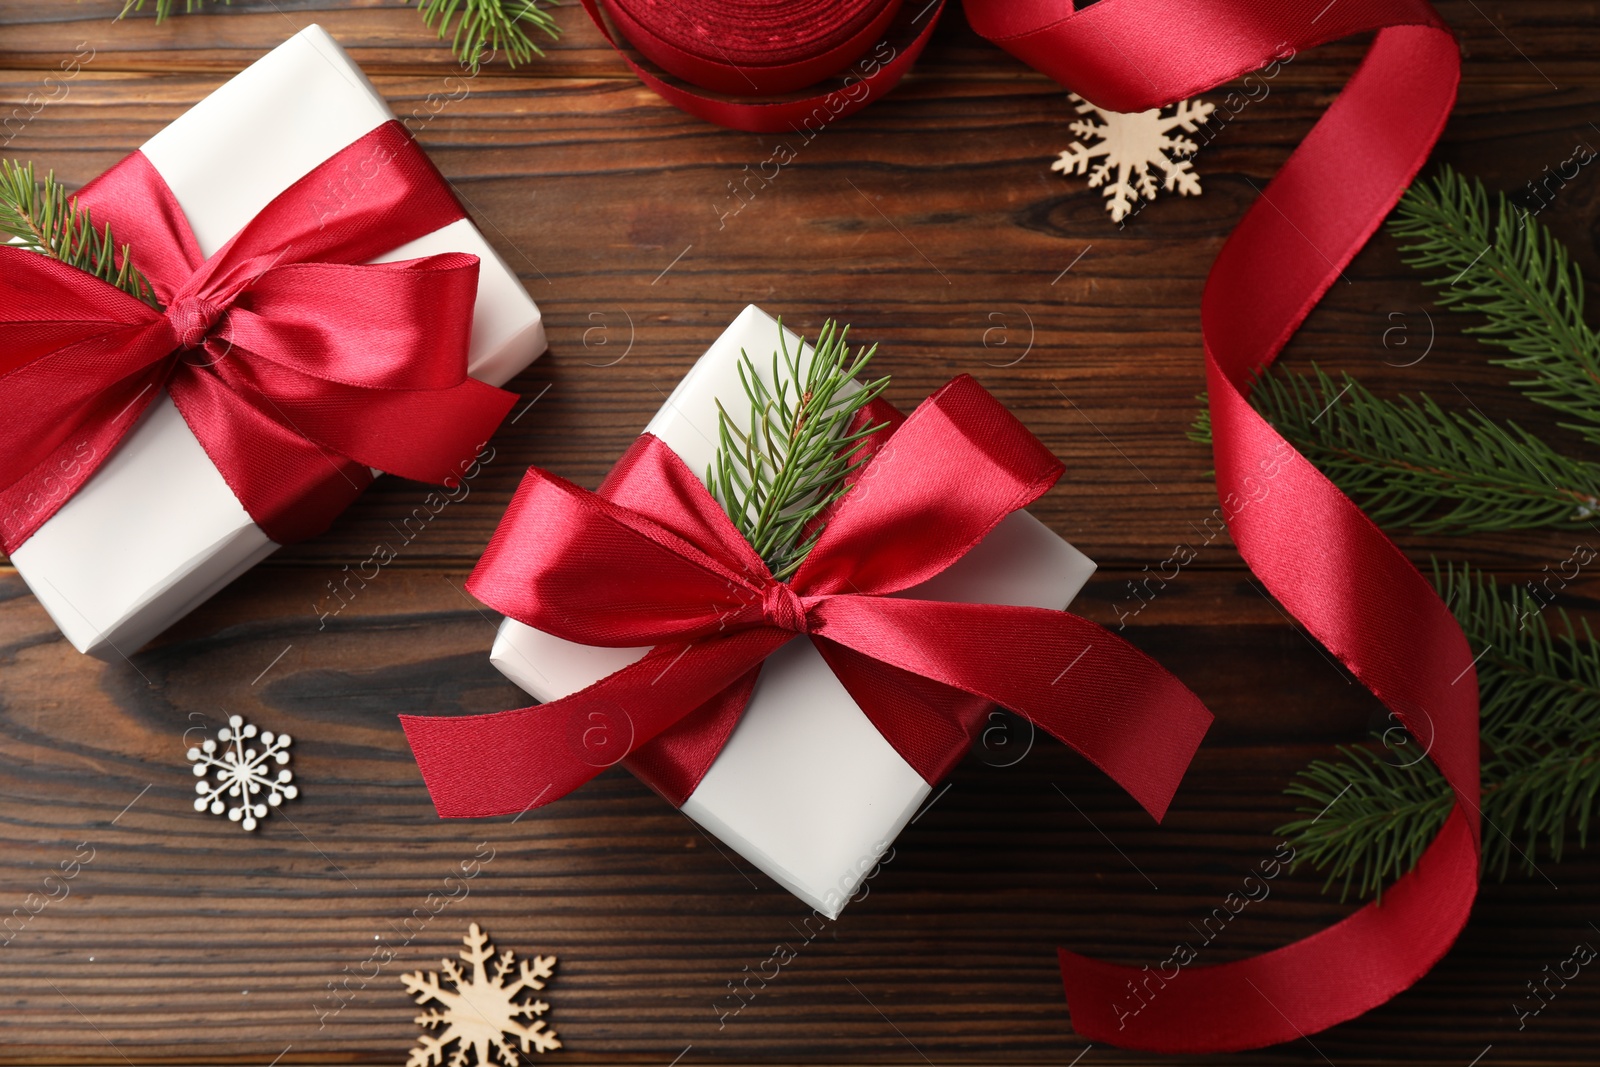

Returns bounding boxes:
[602,0,904,95]
[0,121,517,552]
[568,0,1478,1054]
[581,0,944,133]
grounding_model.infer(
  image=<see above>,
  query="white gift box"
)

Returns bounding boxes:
[9,26,546,659]
[490,305,1094,918]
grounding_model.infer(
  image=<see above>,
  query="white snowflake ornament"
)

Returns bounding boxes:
[403,924,561,1067]
[188,713,297,831]
[1051,93,1214,223]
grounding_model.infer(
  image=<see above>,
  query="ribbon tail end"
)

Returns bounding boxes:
[399,710,567,819]
[1136,703,1214,825]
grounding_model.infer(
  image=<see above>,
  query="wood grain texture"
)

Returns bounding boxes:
[1,1,1599,1063]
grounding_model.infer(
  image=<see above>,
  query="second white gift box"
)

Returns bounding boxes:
[489,305,1096,918]
[8,25,546,658]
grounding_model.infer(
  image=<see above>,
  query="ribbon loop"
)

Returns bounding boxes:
[795,375,1064,597]
[470,453,779,648]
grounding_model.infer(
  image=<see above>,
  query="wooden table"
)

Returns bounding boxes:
[1,2,1596,1063]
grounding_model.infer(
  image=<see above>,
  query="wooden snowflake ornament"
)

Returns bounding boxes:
[187,713,296,831]
[403,924,561,1066]
[1051,93,1214,223]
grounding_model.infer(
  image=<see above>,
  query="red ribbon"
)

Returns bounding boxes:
[974,0,1477,1054]
[403,374,1214,825]
[580,0,944,134]
[601,0,905,96]
[546,0,1480,1053]
[0,120,517,552]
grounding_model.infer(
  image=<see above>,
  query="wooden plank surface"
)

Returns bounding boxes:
[1,1,1599,1063]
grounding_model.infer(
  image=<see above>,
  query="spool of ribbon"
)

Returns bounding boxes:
[404,375,1214,824]
[580,0,944,133]
[0,120,516,552]
[568,0,1477,1054]
[602,0,903,95]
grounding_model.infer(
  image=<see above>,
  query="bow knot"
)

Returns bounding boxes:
[166,294,225,350]
[760,581,811,634]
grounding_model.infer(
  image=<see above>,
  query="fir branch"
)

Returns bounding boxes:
[415,0,560,70]
[1278,562,1600,899]
[1390,166,1600,446]
[1277,744,1454,901]
[0,160,158,306]
[1189,367,1600,533]
[709,319,890,582]
[118,0,227,19]
[118,0,560,72]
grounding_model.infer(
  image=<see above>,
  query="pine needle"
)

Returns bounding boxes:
[414,0,560,70]
[709,319,890,582]
[1190,367,1600,533]
[1190,165,1600,536]
[1390,166,1600,447]
[1277,562,1600,900]
[119,0,560,72]
[118,0,228,18]
[1277,744,1454,901]
[0,160,158,306]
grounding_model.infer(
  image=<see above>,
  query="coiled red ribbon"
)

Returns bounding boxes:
[998,0,1476,1055]
[0,120,516,552]
[564,0,1478,1054]
[580,0,942,133]
[403,375,1213,820]
[602,0,904,95]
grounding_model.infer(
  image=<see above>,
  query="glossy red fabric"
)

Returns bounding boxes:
[0,121,516,551]
[601,0,904,95]
[558,0,1477,1053]
[580,0,943,133]
[402,374,1215,826]
[969,0,1476,1056]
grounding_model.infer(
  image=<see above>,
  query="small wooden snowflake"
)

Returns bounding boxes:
[187,713,296,831]
[403,924,561,1066]
[1051,93,1214,223]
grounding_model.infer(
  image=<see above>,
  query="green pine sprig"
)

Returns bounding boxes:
[1278,562,1600,900]
[118,0,226,18]
[1277,740,1454,902]
[0,160,158,306]
[709,319,890,582]
[1391,167,1600,448]
[118,0,560,72]
[1189,366,1600,533]
[415,0,560,70]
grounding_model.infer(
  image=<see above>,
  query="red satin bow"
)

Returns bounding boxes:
[0,120,517,553]
[403,374,1214,829]
[556,0,1480,1053]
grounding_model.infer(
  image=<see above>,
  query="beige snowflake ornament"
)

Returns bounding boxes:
[1051,93,1214,223]
[402,924,561,1066]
